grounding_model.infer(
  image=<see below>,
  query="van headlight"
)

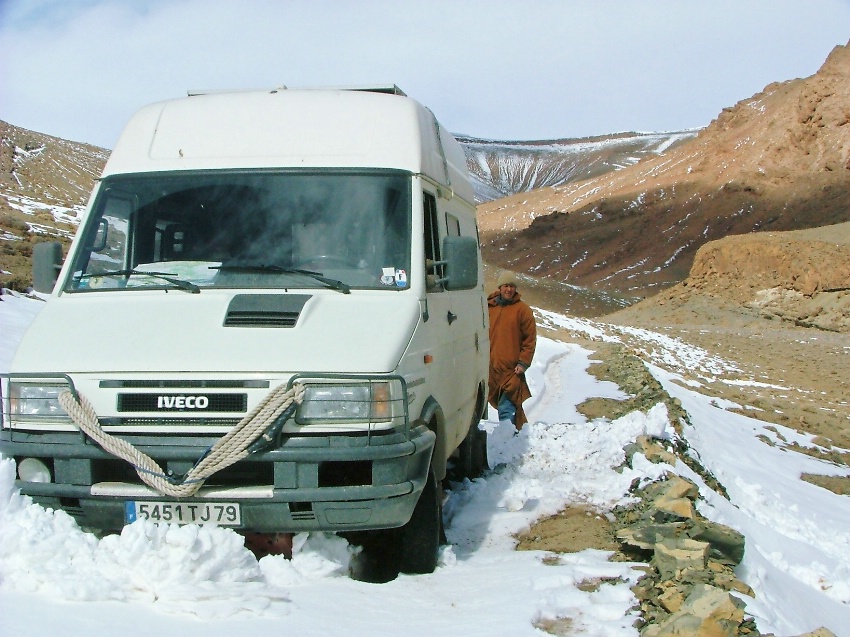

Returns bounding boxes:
[8,382,73,425]
[296,379,405,426]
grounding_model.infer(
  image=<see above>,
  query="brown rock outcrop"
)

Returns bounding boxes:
[681,222,850,332]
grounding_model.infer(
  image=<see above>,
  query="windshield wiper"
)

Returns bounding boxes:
[211,263,350,294]
[76,269,201,294]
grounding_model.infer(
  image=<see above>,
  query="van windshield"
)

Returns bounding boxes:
[65,170,412,292]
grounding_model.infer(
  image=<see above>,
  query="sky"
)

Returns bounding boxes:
[1,292,848,636]
[1,0,849,149]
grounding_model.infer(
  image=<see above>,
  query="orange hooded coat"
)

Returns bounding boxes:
[487,289,537,428]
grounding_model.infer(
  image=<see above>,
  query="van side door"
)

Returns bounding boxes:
[423,192,466,447]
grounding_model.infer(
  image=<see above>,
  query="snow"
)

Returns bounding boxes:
[1,291,848,636]
[1,195,83,233]
[462,132,698,204]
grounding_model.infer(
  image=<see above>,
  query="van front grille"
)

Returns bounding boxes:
[117,393,247,412]
[100,417,242,427]
[92,458,273,486]
[100,380,268,389]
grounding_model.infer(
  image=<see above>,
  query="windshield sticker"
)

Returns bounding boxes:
[395,269,407,287]
[381,267,396,286]
[84,276,119,289]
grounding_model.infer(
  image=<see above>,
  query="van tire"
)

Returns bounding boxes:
[457,416,489,480]
[471,424,488,476]
[399,468,442,574]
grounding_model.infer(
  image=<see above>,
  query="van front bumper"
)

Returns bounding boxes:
[0,425,435,533]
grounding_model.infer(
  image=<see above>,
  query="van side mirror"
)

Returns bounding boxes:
[442,235,479,290]
[89,218,109,252]
[32,242,63,293]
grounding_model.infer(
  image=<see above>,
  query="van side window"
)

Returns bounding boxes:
[423,192,444,289]
[445,213,461,237]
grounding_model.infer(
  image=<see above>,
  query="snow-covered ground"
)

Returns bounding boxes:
[1,291,848,636]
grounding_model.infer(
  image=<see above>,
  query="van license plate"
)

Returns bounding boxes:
[125,501,241,526]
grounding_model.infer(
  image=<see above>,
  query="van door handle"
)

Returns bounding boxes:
[447,311,457,324]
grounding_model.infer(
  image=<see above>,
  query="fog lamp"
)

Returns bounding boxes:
[17,458,52,483]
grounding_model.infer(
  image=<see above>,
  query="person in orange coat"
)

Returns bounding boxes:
[487,271,537,430]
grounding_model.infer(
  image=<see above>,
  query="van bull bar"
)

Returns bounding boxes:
[0,372,435,532]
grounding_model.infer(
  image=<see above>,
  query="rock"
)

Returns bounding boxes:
[618,517,744,566]
[618,522,688,551]
[623,442,643,468]
[616,472,750,633]
[654,496,696,520]
[643,474,699,501]
[636,435,679,465]
[654,584,745,637]
[714,571,755,597]
[654,538,710,579]
[660,475,700,500]
[688,520,746,565]
[658,585,687,613]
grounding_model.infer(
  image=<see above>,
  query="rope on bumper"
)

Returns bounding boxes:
[58,383,305,498]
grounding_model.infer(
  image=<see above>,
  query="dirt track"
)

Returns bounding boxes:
[605,292,850,454]
[512,248,850,560]
[515,292,850,565]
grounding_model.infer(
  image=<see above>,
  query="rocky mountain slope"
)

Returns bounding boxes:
[0,120,694,291]
[478,42,850,313]
[460,131,697,203]
[0,122,106,289]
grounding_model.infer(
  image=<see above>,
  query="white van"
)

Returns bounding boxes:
[1,86,488,574]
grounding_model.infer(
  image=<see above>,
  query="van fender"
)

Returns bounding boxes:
[417,397,447,481]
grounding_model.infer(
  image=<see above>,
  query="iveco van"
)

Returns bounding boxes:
[1,86,489,574]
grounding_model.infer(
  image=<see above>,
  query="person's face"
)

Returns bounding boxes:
[499,283,516,301]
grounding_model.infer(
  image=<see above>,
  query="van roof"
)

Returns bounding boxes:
[187,84,408,96]
[103,87,473,203]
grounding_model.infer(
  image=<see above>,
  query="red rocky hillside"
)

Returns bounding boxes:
[477,42,850,305]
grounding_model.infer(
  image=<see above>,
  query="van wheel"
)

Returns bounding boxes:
[399,468,442,574]
[458,417,489,480]
[347,469,442,581]
[471,424,488,476]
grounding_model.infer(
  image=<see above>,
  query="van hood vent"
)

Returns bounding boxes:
[223,294,311,328]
